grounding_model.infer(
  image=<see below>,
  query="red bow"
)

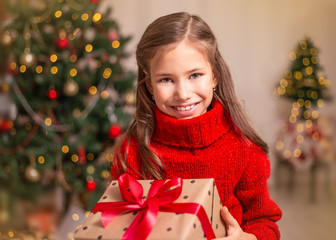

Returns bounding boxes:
[92,174,216,240]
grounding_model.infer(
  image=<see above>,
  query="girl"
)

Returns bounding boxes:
[111,12,282,240]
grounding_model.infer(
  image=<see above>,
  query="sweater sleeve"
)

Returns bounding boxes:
[235,146,282,240]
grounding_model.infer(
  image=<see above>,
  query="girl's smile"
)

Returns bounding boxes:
[147,39,217,119]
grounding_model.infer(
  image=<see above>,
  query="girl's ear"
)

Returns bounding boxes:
[144,70,153,94]
[212,75,218,89]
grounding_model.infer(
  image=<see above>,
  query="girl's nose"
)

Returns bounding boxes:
[174,82,191,101]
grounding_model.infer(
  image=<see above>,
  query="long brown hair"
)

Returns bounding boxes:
[115,12,268,179]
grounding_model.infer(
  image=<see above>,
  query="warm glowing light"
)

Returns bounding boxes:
[294,149,302,158]
[277,87,286,95]
[305,66,313,75]
[297,123,304,132]
[280,79,288,88]
[70,68,77,77]
[87,165,95,174]
[304,100,311,108]
[312,132,320,141]
[294,71,302,80]
[112,40,120,48]
[291,108,299,116]
[20,65,27,73]
[71,154,79,162]
[37,156,45,164]
[276,141,284,150]
[50,54,57,62]
[102,170,110,179]
[62,145,69,153]
[103,68,112,79]
[297,99,304,107]
[303,110,310,119]
[72,214,79,221]
[8,231,14,238]
[284,150,291,159]
[311,56,318,64]
[92,13,102,22]
[310,48,317,55]
[317,99,324,108]
[292,102,300,109]
[89,86,97,95]
[81,13,89,21]
[311,110,319,119]
[55,10,62,18]
[305,119,312,128]
[45,118,52,126]
[297,135,304,144]
[289,115,297,123]
[51,66,58,74]
[289,52,296,60]
[311,91,318,99]
[100,90,109,99]
[85,44,93,52]
[36,65,43,73]
[70,55,77,62]
[10,62,17,70]
[300,41,307,49]
[302,58,310,66]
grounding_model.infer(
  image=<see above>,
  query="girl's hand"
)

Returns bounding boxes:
[213,206,257,240]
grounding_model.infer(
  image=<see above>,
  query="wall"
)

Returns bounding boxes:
[101,0,336,168]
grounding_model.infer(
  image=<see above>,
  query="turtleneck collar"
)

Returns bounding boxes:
[151,100,233,148]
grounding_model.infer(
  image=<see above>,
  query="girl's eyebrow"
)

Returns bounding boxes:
[153,68,205,77]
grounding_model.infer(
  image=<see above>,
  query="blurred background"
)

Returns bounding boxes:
[0,0,335,239]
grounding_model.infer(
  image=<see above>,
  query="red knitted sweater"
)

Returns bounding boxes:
[112,100,282,240]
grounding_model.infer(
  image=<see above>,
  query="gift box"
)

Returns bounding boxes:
[74,174,226,240]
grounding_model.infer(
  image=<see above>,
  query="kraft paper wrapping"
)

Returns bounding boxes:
[74,178,226,240]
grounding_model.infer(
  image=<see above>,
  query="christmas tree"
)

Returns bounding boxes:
[276,37,331,121]
[0,0,135,213]
[275,37,332,170]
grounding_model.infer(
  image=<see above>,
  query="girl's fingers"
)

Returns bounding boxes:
[220,206,239,229]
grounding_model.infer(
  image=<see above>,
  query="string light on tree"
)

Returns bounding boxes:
[0,0,135,214]
[275,37,332,170]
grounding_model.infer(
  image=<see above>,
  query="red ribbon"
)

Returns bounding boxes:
[92,174,216,240]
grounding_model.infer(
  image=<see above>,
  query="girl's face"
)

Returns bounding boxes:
[147,40,217,119]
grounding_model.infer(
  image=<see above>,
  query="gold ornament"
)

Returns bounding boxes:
[25,166,41,182]
[25,155,41,182]
[63,79,79,96]
[1,31,13,46]
[20,48,36,67]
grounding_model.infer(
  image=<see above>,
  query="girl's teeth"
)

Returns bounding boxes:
[176,104,195,111]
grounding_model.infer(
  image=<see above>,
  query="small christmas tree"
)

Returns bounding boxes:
[276,37,331,121]
[0,0,135,212]
[275,37,332,170]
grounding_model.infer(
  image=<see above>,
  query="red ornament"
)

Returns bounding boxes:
[108,124,122,138]
[48,89,58,100]
[108,30,119,41]
[77,145,86,164]
[57,38,68,49]
[0,119,12,132]
[86,180,96,191]
[90,0,99,3]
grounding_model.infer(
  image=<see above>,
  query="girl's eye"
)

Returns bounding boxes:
[160,78,172,83]
[190,73,201,79]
